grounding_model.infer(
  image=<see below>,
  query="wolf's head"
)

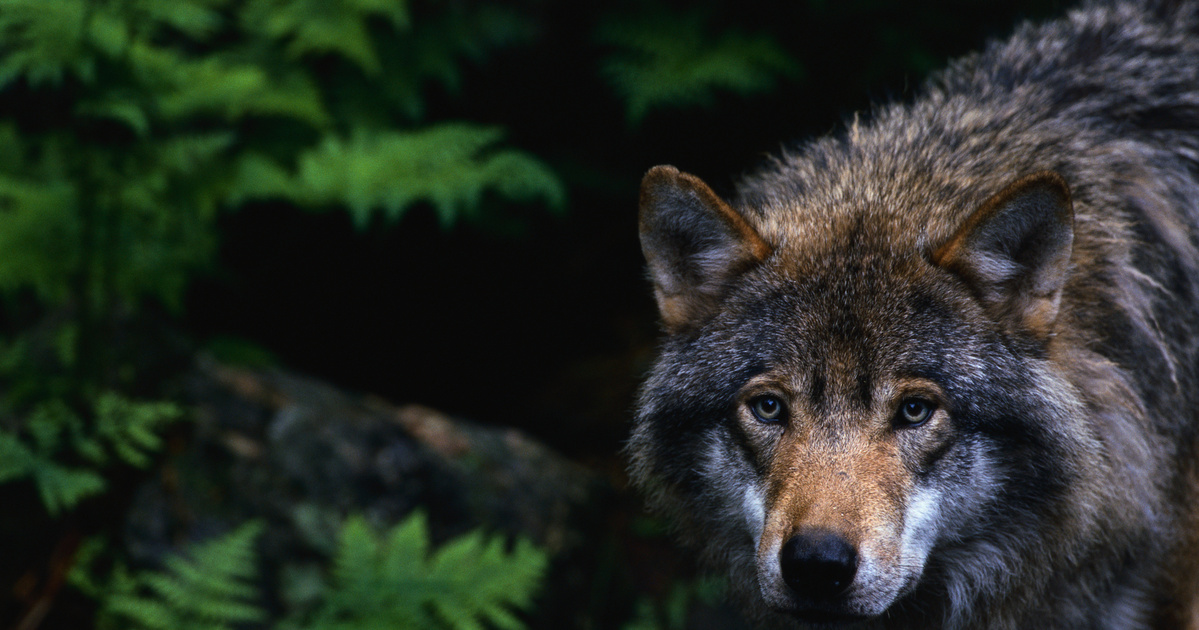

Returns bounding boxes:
[627,165,1110,625]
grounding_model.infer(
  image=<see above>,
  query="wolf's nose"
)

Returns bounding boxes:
[779,530,858,599]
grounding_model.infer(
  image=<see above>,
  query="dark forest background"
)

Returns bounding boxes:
[192,0,1063,460]
[0,0,1061,628]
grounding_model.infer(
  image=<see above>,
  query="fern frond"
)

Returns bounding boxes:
[0,173,80,302]
[0,430,36,483]
[243,0,409,74]
[0,0,92,87]
[302,511,549,630]
[131,0,229,41]
[134,44,330,126]
[99,521,267,630]
[1,401,107,515]
[598,9,800,124]
[0,407,108,516]
[240,124,564,228]
[32,459,107,515]
[425,531,548,630]
[93,392,183,468]
[0,392,179,514]
[76,96,152,137]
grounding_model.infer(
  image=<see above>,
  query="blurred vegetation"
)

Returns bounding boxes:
[73,521,267,630]
[72,512,546,630]
[598,8,799,124]
[285,513,546,630]
[0,0,1059,627]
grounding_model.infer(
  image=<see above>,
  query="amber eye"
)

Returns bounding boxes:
[750,395,785,423]
[896,398,935,427]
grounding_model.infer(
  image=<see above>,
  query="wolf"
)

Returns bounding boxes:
[627,1,1199,628]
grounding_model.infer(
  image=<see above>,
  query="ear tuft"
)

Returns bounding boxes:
[639,165,771,331]
[933,171,1074,339]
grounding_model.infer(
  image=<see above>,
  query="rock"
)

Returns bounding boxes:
[123,355,614,627]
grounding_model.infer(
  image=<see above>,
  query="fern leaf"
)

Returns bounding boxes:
[0,430,36,483]
[32,459,107,515]
[93,392,183,469]
[0,173,80,302]
[130,41,330,126]
[302,511,548,630]
[76,96,152,137]
[598,9,800,124]
[381,509,429,581]
[243,0,409,74]
[323,514,387,617]
[425,532,548,629]
[26,399,76,453]
[104,593,180,630]
[246,124,564,228]
[86,8,132,58]
[0,0,92,87]
[132,0,228,41]
[101,521,266,630]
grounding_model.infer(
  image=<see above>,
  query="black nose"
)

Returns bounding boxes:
[779,530,858,599]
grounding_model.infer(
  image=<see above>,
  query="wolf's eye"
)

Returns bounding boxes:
[750,395,785,423]
[896,398,935,427]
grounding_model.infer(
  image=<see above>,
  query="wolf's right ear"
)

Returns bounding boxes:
[639,165,772,331]
[933,171,1074,339]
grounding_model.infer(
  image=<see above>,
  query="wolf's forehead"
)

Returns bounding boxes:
[720,257,953,386]
[747,187,948,250]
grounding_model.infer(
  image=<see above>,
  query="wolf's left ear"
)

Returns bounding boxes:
[640,165,772,331]
[933,171,1074,339]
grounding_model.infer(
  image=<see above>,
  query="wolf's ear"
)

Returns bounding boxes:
[639,165,772,331]
[933,171,1074,339]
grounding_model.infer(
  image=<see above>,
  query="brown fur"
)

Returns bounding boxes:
[628,1,1199,628]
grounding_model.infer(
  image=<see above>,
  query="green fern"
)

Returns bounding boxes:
[0,427,107,515]
[83,522,267,630]
[243,0,410,74]
[295,512,549,630]
[236,124,566,228]
[0,0,92,87]
[0,0,559,319]
[74,512,549,630]
[598,9,800,124]
[92,392,184,468]
[0,393,182,515]
[0,428,107,514]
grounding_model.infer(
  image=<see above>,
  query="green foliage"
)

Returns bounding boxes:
[0,0,561,521]
[598,8,800,124]
[0,392,182,515]
[0,0,560,321]
[74,521,267,630]
[74,512,549,630]
[0,425,106,516]
[243,0,411,74]
[92,391,184,468]
[238,124,566,228]
[293,512,549,630]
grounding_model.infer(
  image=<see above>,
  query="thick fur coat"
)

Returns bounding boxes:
[628,1,1199,628]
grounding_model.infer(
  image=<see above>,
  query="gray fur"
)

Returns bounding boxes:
[629,1,1199,628]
